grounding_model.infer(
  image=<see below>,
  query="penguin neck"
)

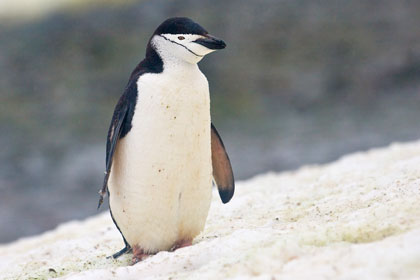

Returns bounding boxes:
[163,57,200,77]
[129,45,164,81]
[147,38,201,75]
[157,51,200,76]
[132,43,201,81]
[141,45,165,74]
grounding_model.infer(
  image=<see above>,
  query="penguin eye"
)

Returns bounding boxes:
[178,36,185,40]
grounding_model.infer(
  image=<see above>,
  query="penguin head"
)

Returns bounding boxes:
[150,17,226,64]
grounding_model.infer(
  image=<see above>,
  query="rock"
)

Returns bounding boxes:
[1,141,420,279]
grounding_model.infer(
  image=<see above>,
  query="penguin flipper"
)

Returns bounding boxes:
[211,123,235,203]
[108,244,132,259]
[97,81,137,209]
[97,103,128,209]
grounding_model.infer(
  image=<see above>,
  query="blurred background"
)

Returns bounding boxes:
[1,0,419,244]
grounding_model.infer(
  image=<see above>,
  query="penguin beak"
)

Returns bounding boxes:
[194,35,226,50]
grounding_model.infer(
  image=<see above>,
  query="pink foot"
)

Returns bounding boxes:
[171,239,193,251]
[131,245,151,264]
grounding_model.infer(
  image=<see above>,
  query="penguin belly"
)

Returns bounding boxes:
[108,70,212,253]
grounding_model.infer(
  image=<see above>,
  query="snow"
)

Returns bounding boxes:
[1,141,420,279]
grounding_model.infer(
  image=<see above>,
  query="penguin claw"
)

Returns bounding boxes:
[131,255,147,264]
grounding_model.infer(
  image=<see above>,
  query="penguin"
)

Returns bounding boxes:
[97,17,234,264]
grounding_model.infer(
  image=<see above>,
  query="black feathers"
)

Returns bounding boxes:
[97,37,164,209]
[153,17,208,36]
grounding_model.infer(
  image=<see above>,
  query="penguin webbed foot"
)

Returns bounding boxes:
[108,245,132,259]
[131,245,152,264]
[170,239,193,251]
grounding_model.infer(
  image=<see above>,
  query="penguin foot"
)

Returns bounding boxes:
[131,245,150,264]
[108,245,132,259]
[170,239,193,251]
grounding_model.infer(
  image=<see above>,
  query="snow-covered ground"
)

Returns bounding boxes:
[1,141,420,279]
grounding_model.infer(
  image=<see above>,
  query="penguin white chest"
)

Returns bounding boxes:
[108,67,212,253]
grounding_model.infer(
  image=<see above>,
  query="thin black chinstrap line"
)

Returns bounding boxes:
[159,35,204,57]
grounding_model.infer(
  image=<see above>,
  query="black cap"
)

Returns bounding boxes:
[154,17,208,36]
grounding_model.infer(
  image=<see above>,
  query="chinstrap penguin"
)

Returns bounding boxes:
[97,17,234,264]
